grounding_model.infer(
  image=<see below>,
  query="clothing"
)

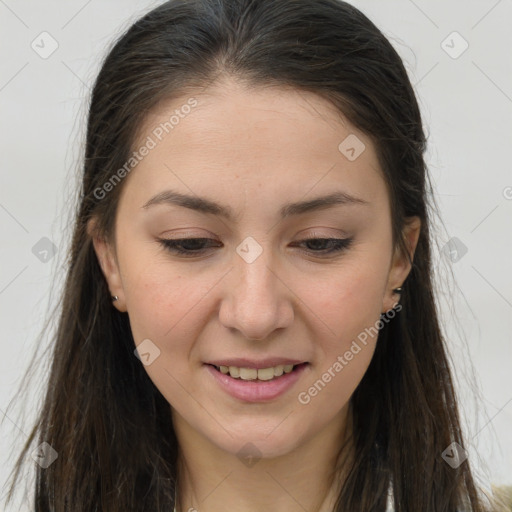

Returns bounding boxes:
[386,482,394,511]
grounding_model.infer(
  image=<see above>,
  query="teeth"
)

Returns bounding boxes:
[239,367,257,380]
[217,363,299,380]
[257,367,275,381]
[273,365,284,377]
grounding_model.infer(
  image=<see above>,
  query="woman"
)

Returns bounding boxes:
[3,0,499,510]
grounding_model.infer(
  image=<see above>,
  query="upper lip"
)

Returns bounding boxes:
[205,358,307,369]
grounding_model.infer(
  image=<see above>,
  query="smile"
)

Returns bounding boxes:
[204,363,310,402]
[212,363,298,381]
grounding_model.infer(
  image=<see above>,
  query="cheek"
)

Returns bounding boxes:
[307,259,388,341]
[296,343,374,439]
[296,255,389,401]
[126,272,175,338]
[120,249,198,343]
[296,274,382,416]
[122,261,208,400]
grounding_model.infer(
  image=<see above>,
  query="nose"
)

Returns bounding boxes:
[218,243,294,341]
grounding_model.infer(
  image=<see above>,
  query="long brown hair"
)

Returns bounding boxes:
[2,0,497,510]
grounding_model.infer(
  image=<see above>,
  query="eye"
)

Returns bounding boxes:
[292,237,354,255]
[158,236,354,258]
[158,237,221,257]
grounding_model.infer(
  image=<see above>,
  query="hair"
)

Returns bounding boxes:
[2,0,499,510]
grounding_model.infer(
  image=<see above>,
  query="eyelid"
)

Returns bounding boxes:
[300,228,350,239]
[160,226,349,239]
[157,235,354,258]
[160,229,215,238]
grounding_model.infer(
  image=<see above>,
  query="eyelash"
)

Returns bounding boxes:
[158,237,353,258]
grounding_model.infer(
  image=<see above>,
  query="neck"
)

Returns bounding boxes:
[172,405,353,512]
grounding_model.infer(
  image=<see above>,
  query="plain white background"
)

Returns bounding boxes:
[1,0,511,508]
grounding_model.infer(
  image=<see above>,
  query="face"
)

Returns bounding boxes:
[90,79,420,459]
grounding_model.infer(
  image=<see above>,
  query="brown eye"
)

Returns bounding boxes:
[293,237,354,256]
[158,238,221,256]
[158,237,353,258]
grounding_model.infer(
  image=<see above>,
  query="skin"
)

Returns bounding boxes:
[89,77,421,512]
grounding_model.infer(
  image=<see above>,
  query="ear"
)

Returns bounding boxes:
[87,218,127,313]
[382,216,421,314]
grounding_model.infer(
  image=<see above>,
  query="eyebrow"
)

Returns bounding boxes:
[141,189,369,220]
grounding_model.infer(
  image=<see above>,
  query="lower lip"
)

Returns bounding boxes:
[205,363,309,403]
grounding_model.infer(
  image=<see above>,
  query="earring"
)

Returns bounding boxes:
[382,287,403,317]
[111,295,119,302]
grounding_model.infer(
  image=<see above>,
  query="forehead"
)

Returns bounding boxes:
[137,81,361,157]
[122,80,387,214]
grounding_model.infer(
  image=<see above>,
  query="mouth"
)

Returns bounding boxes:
[204,361,310,402]
[206,362,309,382]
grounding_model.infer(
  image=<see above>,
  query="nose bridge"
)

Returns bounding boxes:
[239,238,274,288]
[219,235,292,339]
[235,235,280,306]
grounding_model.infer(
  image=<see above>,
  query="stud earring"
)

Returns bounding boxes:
[111,295,119,302]
[392,287,402,295]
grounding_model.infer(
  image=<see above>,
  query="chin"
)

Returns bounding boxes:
[207,421,307,460]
